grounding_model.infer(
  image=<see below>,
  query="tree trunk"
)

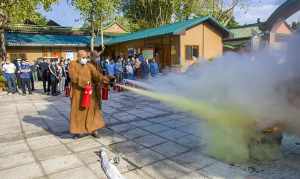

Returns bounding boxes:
[99,21,105,55]
[0,28,6,62]
[90,21,95,51]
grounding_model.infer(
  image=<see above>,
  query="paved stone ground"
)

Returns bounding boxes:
[0,86,300,179]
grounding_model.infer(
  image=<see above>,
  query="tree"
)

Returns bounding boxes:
[122,0,174,30]
[72,0,120,52]
[122,0,248,31]
[192,0,248,27]
[0,0,57,61]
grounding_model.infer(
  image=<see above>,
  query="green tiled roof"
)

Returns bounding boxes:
[5,32,109,47]
[229,24,262,39]
[6,17,229,47]
[224,39,250,49]
[107,16,230,45]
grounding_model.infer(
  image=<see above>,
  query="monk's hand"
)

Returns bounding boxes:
[103,76,110,84]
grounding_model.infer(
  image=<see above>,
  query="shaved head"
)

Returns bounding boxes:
[78,50,88,59]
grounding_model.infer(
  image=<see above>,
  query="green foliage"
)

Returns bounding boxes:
[0,0,58,26]
[122,0,245,31]
[72,0,120,50]
[72,0,120,28]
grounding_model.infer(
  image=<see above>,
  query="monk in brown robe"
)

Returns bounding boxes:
[69,50,109,138]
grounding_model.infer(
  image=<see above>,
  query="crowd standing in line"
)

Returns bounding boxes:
[100,54,160,83]
[1,53,160,95]
[1,56,71,96]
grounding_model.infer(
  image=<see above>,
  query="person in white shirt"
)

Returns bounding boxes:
[2,60,17,94]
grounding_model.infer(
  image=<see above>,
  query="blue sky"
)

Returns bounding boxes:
[38,0,300,27]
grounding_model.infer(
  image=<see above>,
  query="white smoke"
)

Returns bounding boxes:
[129,34,300,162]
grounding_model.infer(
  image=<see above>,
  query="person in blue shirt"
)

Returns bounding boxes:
[114,58,123,83]
[149,59,159,77]
[106,59,116,87]
[20,59,32,95]
[141,58,150,79]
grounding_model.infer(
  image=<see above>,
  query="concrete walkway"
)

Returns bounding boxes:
[0,88,299,179]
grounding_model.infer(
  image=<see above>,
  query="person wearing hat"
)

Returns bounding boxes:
[19,59,32,95]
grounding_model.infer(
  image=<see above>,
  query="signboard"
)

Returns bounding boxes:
[65,51,75,61]
[142,48,154,59]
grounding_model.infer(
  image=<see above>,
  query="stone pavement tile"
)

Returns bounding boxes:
[146,116,173,123]
[95,129,127,146]
[0,152,35,169]
[0,140,29,156]
[134,112,159,118]
[0,118,19,125]
[112,112,138,121]
[66,138,102,152]
[110,141,145,154]
[180,172,211,179]
[87,162,109,179]
[56,134,88,144]
[200,162,250,179]
[133,134,168,148]
[121,128,150,140]
[124,148,165,167]
[142,109,167,116]
[0,132,24,144]
[27,135,61,150]
[48,166,98,179]
[175,135,204,148]
[142,124,171,133]
[0,163,44,179]
[131,120,154,127]
[40,154,84,175]
[176,123,202,136]
[123,169,154,179]
[158,129,189,141]
[0,122,20,130]
[76,147,101,165]
[0,127,22,136]
[151,142,189,158]
[34,144,72,161]
[109,123,136,133]
[104,117,121,125]
[160,119,190,129]
[142,160,192,179]
[170,150,217,171]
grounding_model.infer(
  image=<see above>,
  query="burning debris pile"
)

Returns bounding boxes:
[123,34,300,163]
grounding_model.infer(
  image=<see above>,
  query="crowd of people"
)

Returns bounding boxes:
[98,54,160,82]
[1,53,160,96]
[1,56,70,96]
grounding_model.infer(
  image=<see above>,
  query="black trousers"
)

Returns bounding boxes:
[21,78,32,94]
[50,77,58,95]
[30,76,35,90]
[42,71,50,93]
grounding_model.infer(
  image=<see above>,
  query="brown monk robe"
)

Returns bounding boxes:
[69,50,108,138]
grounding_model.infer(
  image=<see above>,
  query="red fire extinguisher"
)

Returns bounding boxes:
[81,83,93,108]
[102,83,109,100]
[65,85,70,97]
